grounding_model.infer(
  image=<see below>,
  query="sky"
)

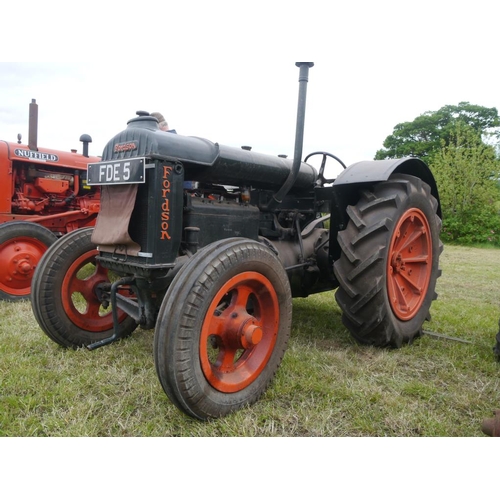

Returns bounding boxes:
[1,1,498,174]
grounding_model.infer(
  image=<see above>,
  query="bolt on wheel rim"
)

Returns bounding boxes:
[61,249,130,331]
[387,208,432,320]
[0,237,48,296]
[200,272,280,393]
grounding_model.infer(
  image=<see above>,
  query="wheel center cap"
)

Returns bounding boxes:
[14,255,34,275]
[392,253,404,274]
[241,320,263,348]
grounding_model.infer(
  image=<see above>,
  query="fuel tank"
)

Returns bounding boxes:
[100,114,317,192]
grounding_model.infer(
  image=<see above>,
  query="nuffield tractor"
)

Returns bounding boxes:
[0,99,100,301]
[31,63,443,420]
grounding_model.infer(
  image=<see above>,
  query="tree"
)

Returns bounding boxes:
[375,102,500,160]
[430,122,500,245]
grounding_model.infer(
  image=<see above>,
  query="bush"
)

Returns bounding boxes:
[430,122,500,247]
[441,207,500,246]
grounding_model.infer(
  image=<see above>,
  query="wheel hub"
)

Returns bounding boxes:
[223,309,264,349]
[218,308,264,350]
[200,271,279,393]
[7,247,36,279]
[14,254,34,275]
[1,240,45,294]
[242,321,263,348]
[391,252,405,274]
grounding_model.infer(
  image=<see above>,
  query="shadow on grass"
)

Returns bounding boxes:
[89,291,353,355]
[291,291,354,350]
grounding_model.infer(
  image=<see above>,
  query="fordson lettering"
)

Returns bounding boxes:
[15,149,59,162]
[114,141,138,153]
[161,165,172,240]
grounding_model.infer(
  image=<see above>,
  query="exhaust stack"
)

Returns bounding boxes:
[28,99,38,151]
[267,62,314,210]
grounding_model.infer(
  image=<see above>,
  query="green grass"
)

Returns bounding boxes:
[1,245,499,436]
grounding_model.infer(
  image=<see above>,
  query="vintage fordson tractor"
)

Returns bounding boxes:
[31,63,443,420]
[0,99,101,300]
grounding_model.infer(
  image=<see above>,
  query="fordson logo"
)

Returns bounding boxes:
[114,141,138,153]
[15,149,59,162]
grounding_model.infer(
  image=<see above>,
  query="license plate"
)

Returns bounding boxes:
[87,158,146,185]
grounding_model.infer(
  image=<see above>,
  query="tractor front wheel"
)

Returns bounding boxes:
[154,238,293,420]
[31,227,138,348]
[0,221,57,301]
[334,174,443,347]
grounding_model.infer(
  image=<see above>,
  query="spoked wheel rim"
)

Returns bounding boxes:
[61,249,129,331]
[0,236,49,297]
[387,208,432,321]
[200,271,280,393]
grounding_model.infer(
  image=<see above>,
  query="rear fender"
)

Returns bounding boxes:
[333,156,441,218]
[327,157,441,262]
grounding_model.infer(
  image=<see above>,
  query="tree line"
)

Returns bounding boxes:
[375,102,500,246]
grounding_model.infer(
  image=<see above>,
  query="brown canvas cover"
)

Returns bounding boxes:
[91,184,141,256]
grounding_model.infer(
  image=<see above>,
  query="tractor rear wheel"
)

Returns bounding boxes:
[334,174,443,347]
[0,221,57,301]
[154,238,293,420]
[31,227,137,348]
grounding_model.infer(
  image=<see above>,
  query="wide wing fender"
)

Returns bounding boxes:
[333,156,441,217]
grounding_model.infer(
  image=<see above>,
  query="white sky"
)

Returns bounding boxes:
[1,1,498,170]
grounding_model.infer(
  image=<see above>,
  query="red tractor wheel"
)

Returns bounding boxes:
[387,207,432,321]
[0,221,57,301]
[31,227,137,348]
[199,271,281,393]
[334,174,443,347]
[154,238,292,420]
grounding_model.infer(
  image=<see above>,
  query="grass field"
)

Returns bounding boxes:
[1,245,499,437]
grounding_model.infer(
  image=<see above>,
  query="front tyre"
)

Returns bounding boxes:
[154,238,293,420]
[31,227,138,348]
[334,174,443,347]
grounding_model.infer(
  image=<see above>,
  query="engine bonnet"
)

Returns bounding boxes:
[100,114,317,191]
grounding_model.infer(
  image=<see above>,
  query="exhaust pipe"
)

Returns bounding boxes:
[28,99,38,151]
[266,62,314,210]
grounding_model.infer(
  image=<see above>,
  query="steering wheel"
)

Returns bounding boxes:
[304,151,347,185]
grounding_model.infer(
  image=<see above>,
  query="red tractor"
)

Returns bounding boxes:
[0,99,101,300]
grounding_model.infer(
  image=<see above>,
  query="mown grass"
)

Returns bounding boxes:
[1,245,499,436]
